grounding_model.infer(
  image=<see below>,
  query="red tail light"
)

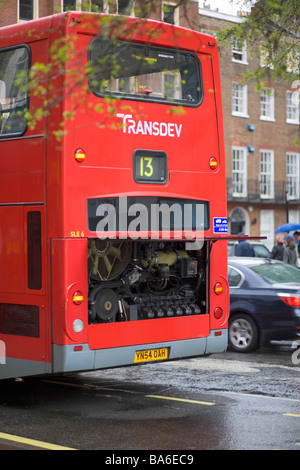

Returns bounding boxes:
[278,293,300,307]
[214,307,223,320]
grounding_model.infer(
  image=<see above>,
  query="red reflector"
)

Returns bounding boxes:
[214,307,223,320]
[278,294,300,307]
[74,345,83,351]
[214,331,222,336]
[209,157,218,170]
[72,291,84,305]
[214,282,223,295]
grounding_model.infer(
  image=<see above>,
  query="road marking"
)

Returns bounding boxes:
[146,394,215,406]
[42,379,98,390]
[221,390,300,403]
[283,413,300,418]
[0,432,76,450]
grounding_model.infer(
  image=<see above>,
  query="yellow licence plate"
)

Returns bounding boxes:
[134,347,170,363]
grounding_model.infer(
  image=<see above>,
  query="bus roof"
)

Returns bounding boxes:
[0,11,217,54]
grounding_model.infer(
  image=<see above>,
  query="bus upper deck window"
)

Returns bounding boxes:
[88,39,202,107]
[0,46,29,137]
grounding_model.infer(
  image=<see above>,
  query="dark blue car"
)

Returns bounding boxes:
[228,257,300,352]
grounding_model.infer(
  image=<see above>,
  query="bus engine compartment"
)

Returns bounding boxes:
[87,239,207,324]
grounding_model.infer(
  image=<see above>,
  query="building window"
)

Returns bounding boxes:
[260,87,275,121]
[260,150,274,199]
[260,42,273,68]
[286,90,300,124]
[18,0,39,21]
[90,0,104,11]
[232,38,247,64]
[162,2,179,25]
[287,152,300,200]
[164,72,181,100]
[63,0,80,10]
[118,0,134,15]
[286,51,300,74]
[232,147,247,197]
[232,82,248,117]
[19,0,33,20]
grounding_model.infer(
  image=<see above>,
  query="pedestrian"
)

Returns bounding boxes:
[293,231,300,257]
[269,236,285,261]
[284,236,297,265]
[235,233,255,257]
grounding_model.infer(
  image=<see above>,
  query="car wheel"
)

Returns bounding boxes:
[228,314,259,353]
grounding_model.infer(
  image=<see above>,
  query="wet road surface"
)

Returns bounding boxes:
[0,342,299,451]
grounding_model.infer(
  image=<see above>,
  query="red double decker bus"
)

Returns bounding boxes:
[0,12,229,380]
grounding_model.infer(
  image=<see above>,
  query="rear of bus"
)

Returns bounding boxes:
[47,13,229,373]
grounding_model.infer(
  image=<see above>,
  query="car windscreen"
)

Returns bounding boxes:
[253,244,270,257]
[88,38,202,106]
[250,263,300,284]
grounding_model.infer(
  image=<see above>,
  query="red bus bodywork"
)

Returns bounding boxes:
[0,13,228,379]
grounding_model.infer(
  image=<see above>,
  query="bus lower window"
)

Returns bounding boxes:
[27,211,42,290]
[88,39,202,106]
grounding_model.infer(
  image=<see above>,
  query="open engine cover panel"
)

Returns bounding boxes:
[88,239,207,324]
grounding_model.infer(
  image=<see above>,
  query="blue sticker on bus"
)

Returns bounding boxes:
[213,217,228,233]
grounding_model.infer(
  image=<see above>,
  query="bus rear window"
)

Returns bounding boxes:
[88,39,202,106]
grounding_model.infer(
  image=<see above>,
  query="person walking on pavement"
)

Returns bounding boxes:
[293,231,300,256]
[284,236,297,265]
[269,236,285,261]
[235,233,255,257]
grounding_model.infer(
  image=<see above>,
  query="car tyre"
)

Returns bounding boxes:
[228,313,259,353]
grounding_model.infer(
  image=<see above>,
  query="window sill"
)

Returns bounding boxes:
[286,119,300,125]
[232,112,249,119]
[260,116,275,122]
[232,193,247,198]
[232,59,248,66]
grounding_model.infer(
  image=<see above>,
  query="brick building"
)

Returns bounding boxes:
[198,7,300,247]
[1,1,299,247]
[0,0,199,27]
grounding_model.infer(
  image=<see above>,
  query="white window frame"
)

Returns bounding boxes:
[232,146,247,198]
[286,90,300,124]
[18,0,39,22]
[260,42,274,69]
[260,209,274,252]
[232,38,247,64]
[286,51,300,74]
[260,149,274,199]
[260,87,275,121]
[286,152,300,200]
[232,82,248,118]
